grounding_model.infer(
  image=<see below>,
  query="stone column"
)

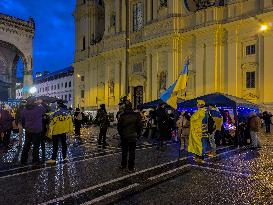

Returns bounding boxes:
[227,34,238,96]
[151,51,158,100]
[146,0,151,22]
[104,63,110,107]
[258,34,265,103]
[121,58,126,96]
[23,55,33,97]
[195,42,205,96]
[167,39,179,87]
[104,0,110,36]
[121,0,126,32]
[152,0,158,20]
[115,0,120,33]
[263,33,273,104]
[114,61,121,104]
[168,0,176,15]
[205,39,216,94]
[146,52,152,102]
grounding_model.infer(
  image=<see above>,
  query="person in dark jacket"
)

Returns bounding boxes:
[15,100,27,147]
[263,111,272,133]
[95,104,110,148]
[74,108,84,136]
[0,106,14,148]
[156,103,171,150]
[118,101,142,171]
[20,98,47,165]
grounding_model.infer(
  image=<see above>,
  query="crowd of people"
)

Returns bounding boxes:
[0,95,271,169]
[0,98,86,165]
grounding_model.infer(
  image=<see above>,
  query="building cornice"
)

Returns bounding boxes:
[0,13,35,36]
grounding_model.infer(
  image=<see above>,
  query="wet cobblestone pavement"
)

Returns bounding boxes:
[0,126,272,204]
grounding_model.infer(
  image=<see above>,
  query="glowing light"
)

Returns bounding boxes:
[77,74,81,78]
[29,87,37,94]
[260,24,269,32]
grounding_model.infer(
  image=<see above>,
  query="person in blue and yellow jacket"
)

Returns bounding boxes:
[188,99,208,163]
[47,101,73,164]
[207,104,223,156]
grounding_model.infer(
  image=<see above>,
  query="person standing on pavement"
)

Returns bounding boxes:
[188,100,209,163]
[74,108,83,136]
[20,98,47,165]
[118,101,142,171]
[207,105,223,157]
[249,112,261,149]
[177,111,191,151]
[263,111,272,134]
[156,103,171,151]
[15,100,27,147]
[95,104,110,148]
[47,101,73,164]
[0,105,14,148]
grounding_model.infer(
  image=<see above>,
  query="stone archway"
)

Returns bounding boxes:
[0,13,34,99]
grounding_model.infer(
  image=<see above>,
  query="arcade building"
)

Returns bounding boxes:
[0,13,34,100]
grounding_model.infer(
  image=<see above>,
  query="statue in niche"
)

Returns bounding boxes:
[0,59,7,75]
[97,82,105,100]
[110,13,116,27]
[160,0,168,8]
[159,71,167,92]
[109,80,114,96]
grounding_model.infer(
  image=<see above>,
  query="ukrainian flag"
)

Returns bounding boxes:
[160,59,190,109]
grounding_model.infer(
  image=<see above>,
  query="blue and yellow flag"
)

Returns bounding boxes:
[160,59,190,109]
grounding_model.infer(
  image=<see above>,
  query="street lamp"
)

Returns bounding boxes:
[29,86,37,95]
[125,0,130,96]
[260,24,269,32]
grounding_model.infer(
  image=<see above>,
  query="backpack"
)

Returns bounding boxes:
[76,113,83,121]
[208,113,216,134]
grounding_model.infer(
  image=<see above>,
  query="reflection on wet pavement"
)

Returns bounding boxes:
[0,126,272,204]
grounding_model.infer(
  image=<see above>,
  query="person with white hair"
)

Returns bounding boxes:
[249,112,261,149]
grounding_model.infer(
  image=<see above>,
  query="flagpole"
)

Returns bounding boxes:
[178,57,190,160]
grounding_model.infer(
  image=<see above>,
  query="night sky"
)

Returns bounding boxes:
[0,0,76,76]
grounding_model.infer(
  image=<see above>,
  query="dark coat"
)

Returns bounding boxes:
[95,108,110,129]
[20,104,47,133]
[0,109,13,132]
[156,107,171,141]
[118,110,143,142]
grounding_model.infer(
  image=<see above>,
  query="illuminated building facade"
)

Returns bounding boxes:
[74,0,273,111]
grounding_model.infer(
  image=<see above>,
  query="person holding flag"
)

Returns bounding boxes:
[160,58,190,154]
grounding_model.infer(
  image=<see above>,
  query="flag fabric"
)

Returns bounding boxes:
[160,59,190,109]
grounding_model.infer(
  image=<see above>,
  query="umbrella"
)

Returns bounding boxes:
[27,96,67,104]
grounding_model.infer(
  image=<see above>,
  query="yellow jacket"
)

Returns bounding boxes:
[188,107,207,156]
[47,109,74,138]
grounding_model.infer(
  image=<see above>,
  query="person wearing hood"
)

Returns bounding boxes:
[95,104,110,148]
[188,100,209,163]
[118,101,142,171]
[20,98,47,165]
[47,101,73,164]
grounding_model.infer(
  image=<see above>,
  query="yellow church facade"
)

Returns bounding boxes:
[73,0,273,112]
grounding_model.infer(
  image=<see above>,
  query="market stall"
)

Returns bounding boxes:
[177,92,259,145]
